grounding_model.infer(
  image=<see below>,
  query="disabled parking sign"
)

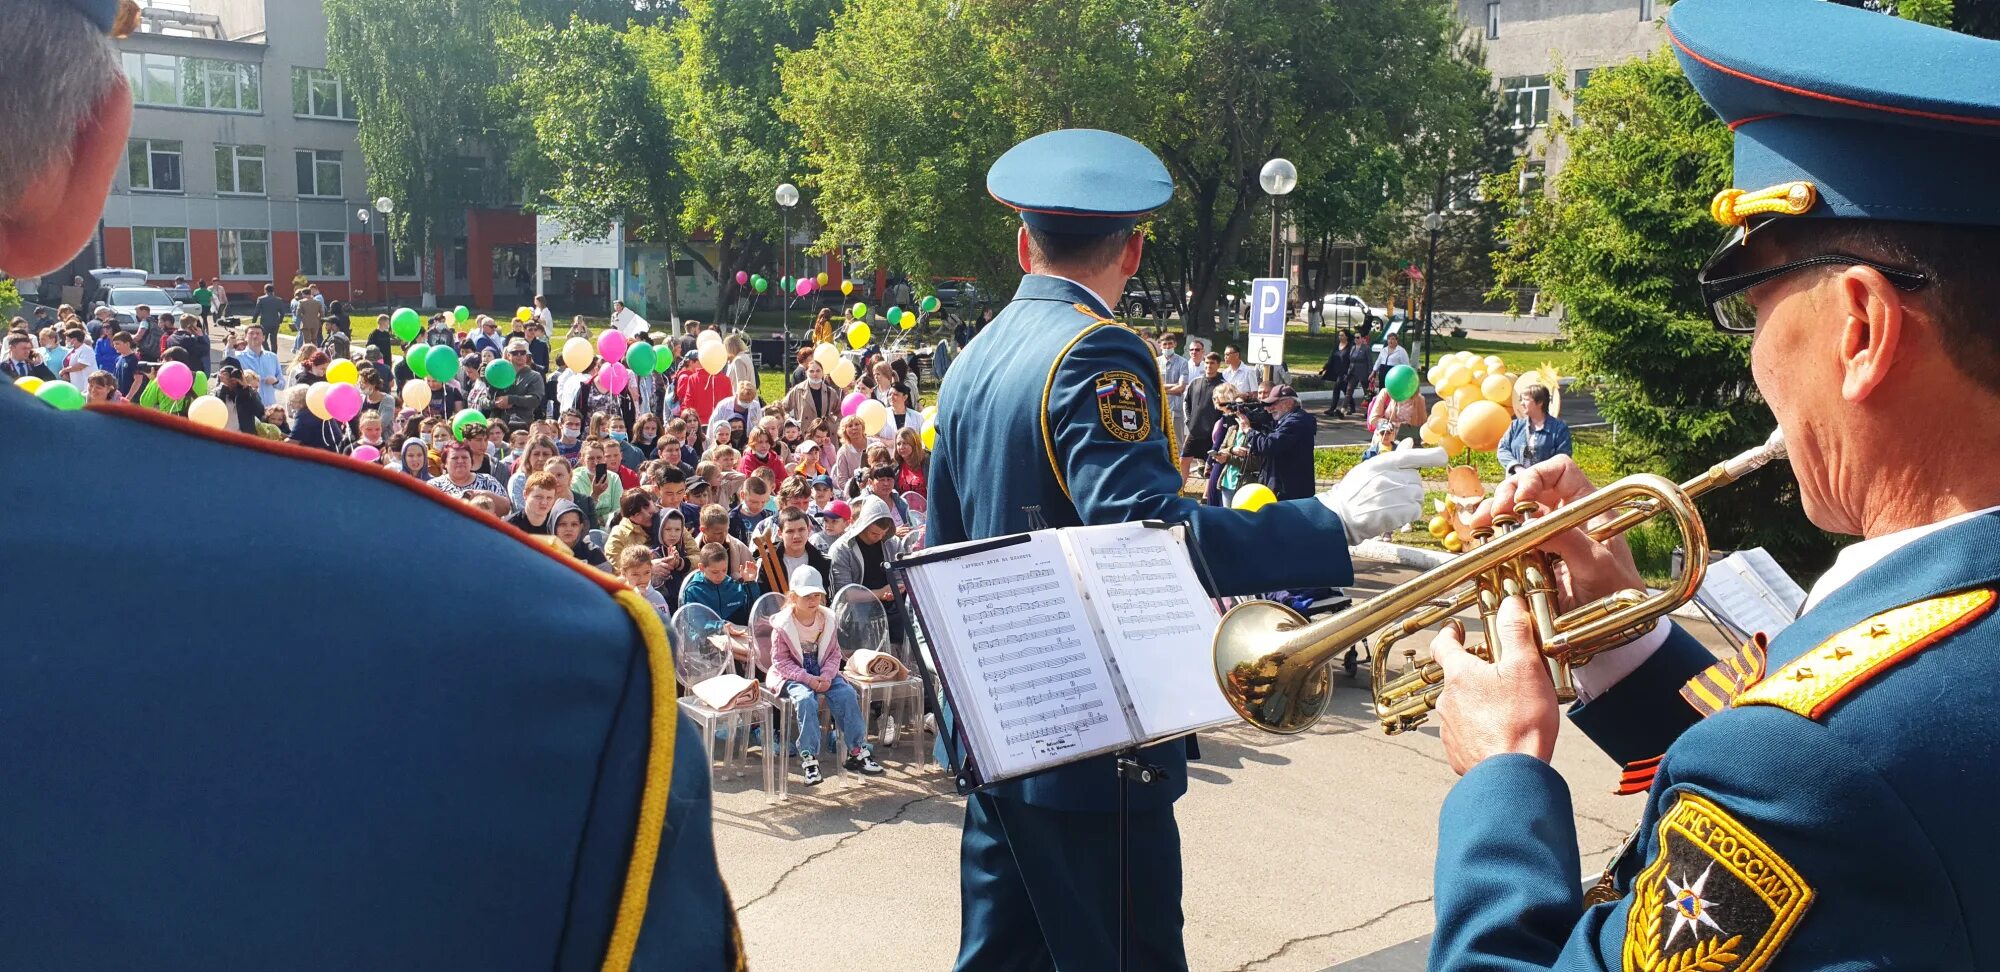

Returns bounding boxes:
[1248,278,1287,367]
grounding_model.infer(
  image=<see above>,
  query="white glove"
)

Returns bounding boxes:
[1320,442,1448,544]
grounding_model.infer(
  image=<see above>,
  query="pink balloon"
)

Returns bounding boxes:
[596,361,630,395]
[156,361,193,399]
[795,279,815,297]
[352,444,381,463]
[324,382,363,423]
[735,270,749,285]
[597,329,628,362]
[841,391,867,417]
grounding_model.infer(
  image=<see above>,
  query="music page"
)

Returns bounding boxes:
[1066,523,1233,738]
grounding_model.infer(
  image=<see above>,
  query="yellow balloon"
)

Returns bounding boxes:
[516,306,534,323]
[15,376,43,394]
[326,358,359,386]
[1458,399,1511,451]
[1428,514,1451,539]
[402,379,432,412]
[828,358,856,388]
[921,424,938,450]
[856,398,888,435]
[1469,366,1488,384]
[1443,532,1465,553]
[1426,365,1446,388]
[1441,432,1466,455]
[306,381,334,421]
[1455,350,1478,365]
[1232,483,1278,512]
[816,272,829,287]
[187,394,230,429]
[562,337,595,372]
[1419,422,1443,446]
[847,322,872,349]
[921,405,939,424]
[698,343,727,375]
[697,327,722,348]
[1483,355,1506,372]
[1481,372,1515,405]
[812,342,841,369]
[1451,385,1482,413]
[840,280,855,296]
[1439,364,1469,393]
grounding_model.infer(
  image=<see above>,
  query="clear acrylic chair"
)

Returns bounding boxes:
[833,583,926,770]
[670,603,778,800]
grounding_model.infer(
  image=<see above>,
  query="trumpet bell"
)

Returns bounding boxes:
[1213,599,1334,734]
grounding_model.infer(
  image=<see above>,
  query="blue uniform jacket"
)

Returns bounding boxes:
[1430,509,2000,971]
[928,275,1356,813]
[0,387,741,972]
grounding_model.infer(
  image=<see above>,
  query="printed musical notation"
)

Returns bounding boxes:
[957,567,1056,594]
[992,681,1098,712]
[1010,711,1110,748]
[1000,698,1107,734]
[972,622,1078,653]
[956,581,1060,608]
[975,636,1083,669]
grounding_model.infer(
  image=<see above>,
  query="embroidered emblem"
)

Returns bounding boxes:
[1680,634,1769,718]
[1095,370,1152,443]
[1622,793,1812,972]
[1734,589,1994,720]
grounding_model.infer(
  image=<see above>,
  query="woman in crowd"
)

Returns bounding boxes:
[573,437,624,526]
[1344,327,1374,414]
[353,412,387,457]
[507,436,560,508]
[429,441,509,510]
[551,501,607,568]
[214,365,263,434]
[879,383,921,442]
[1318,329,1353,418]
[893,426,929,497]
[1363,378,1429,447]
[780,359,838,428]
[765,564,883,785]
[829,414,870,488]
[810,308,835,348]
[392,438,432,480]
[290,348,326,387]
[630,412,663,459]
[357,369,396,424]
[1496,383,1572,476]
[722,333,756,395]
[738,427,786,481]
[1205,384,1253,506]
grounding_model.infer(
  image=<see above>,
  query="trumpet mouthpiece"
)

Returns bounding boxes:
[1720,427,1787,481]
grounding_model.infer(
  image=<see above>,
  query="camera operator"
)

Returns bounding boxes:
[1237,384,1318,501]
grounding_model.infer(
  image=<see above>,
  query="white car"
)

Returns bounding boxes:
[1317,293,1384,327]
[95,284,198,331]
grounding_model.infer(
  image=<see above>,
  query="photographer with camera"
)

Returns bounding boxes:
[1237,384,1319,501]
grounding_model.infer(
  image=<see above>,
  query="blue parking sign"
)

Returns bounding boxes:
[1248,277,1287,366]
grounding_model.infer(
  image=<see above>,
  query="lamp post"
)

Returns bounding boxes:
[1256,158,1297,371]
[776,182,799,345]
[374,196,404,307]
[1421,211,1444,371]
[356,207,377,306]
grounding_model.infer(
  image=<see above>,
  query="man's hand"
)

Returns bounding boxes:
[736,561,759,583]
[495,396,510,408]
[1321,444,1448,544]
[875,586,894,603]
[1466,455,1644,613]
[1433,597,1559,775]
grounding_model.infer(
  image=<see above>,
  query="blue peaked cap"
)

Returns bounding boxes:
[53,0,125,33]
[1669,0,2000,229]
[987,129,1174,235]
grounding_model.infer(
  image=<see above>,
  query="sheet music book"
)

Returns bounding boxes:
[1693,548,1806,643]
[896,521,1233,788]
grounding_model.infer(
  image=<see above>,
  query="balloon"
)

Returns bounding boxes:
[900,310,917,330]
[562,336,595,372]
[1383,364,1419,402]
[36,381,85,411]
[696,328,722,350]
[325,358,359,386]
[352,444,381,463]
[625,342,656,377]
[1483,355,1506,372]
[816,272,829,287]
[658,344,674,371]
[14,376,43,395]
[1442,532,1464,554]
[698,343,727,375]
[1439,364,1469,393]
[454,305,471,323]
[484,359,517,390]
[813,342,841,369]
[1419,422,1443,446]
[1232,483,1278,512]
[1427,364,1446,388]
[451,409,488,441]
[735,270,749,286]
[515,306,533,323]
[847,322,872,349]
[851,302,869,321]
[324,382,362,423]
[856,398,888,435]
[1451,385,1481,413]
[886,306,902,327]
[391,307,422,342]
[920,295,940,314]
[922,404,939,424]
[597,329,628,363]
[1481,372,1516,405]
[841,280,854,296]
[795,278,814,298]
[1428,514,1451,539]
[921,424,937,450]
[827,358,856,388]
[1440,432,1466,456]
[404,342,429,378]
[752,276,768,294]
[186,394,227,427]
[402,379,432,412]
[426,345,461,383]
[157,361,193,400]
[1457,400,1511,451]
[306,382,334,421]
[596,361,630,395]
[841,391,867,417]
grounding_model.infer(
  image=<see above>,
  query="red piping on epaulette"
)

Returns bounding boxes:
[85,401,626,597]
[1668,29,2000,128]
[1804,591,1994,719]
[986,186,1156,219]
[1729,112,1785,131]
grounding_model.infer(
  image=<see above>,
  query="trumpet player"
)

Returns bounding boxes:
[1428,2,2000,970]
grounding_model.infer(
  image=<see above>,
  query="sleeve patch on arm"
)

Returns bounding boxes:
[1622,792,1813,972]
[1094,371,1151,443]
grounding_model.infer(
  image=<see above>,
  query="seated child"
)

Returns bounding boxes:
[763,565,883,784]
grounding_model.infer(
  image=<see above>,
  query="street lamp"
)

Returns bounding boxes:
[776,182,799,343]
[356,208,377,304]
[373,196,401,308]
[1421,211,1444,370]
[1258,158,1297,280]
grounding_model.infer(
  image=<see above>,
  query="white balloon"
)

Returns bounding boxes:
[856,398,889,436]
[187,395,229,429]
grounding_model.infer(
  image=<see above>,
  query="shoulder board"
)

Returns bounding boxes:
[1734,588,1995,720]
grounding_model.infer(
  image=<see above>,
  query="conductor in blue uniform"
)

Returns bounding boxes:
[929,129,1443,970]
[1425,3,2000,970]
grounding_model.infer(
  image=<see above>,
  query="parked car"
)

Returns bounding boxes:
[1316,293,1385,327]
[94,285,194,331]
[1117,288,1172,317]
[931,278,983,308]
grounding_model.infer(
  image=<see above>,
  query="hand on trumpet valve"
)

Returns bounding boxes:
[1470,455,1647,612]
[1432,598,1559,775]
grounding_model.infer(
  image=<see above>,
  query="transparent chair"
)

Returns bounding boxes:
[833,583,927,769]
[671,603,778,799]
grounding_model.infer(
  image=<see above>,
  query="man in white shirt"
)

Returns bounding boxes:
[235,324,283,409]
[1218,345,1257,397]
[1155,332,1189,446]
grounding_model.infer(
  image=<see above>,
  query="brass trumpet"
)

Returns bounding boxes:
[1213,430,1787,735]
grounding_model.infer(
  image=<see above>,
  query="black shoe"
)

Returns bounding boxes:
[844,751,886,775]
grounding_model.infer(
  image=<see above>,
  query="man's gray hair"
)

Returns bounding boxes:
[0,0,121,210]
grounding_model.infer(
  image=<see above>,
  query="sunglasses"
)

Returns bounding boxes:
[1697,225,1929,334]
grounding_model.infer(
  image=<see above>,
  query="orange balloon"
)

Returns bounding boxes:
[1481,372,1515,404]
[1458,400,1511,451]
[1451,385,1482,413]
[1441,433,1466,455]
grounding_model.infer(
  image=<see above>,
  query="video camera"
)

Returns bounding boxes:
[1222,399,1275,432]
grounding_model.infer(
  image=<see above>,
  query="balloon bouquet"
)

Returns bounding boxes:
[1418,354,1563,552]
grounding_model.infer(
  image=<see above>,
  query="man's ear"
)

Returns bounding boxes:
[1119,231,1145,278]
[0,78,132,277]
[1833,265,1908,404]
[1016,224,1034,274]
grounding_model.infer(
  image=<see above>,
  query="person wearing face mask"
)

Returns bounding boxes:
[781,359,838,427]
[555,409,586,462]
[606,414,646,471]
[706,381,763,446]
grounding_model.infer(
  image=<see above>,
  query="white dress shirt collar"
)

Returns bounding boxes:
[1801,504,2000,613]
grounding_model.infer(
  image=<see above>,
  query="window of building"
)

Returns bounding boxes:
[121,53,259,112]
[1501,75,1551,129]
[291,67,359,120]
[218,229,271,277]
[299,231,348,278]
[1575,68,1595,92]
[127,138,182,193]
[133,226,189,276]
[1446,171,1483,212]
[374,233,418,279]
[295,149,342,198]
[214,144,265,195]
[1486,1,1500,39]
[1519,161,1548,201]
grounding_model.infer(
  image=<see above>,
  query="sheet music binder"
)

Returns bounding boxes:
[894,520,1235,794]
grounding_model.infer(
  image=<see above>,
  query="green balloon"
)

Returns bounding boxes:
[1384,364,1420,402]
[886,306,902,325]
[920,295,941,314]
[426,344,460,383]
[405,341,429,379]
[752,276,769,294]
[625,342,657,377]
[451,408,487,441]
[454,305,471,323]
[852,302,869,320]
[391,307,422,342]
[484,359,517,390]
[658,344,674,371]
[35,381,85,411]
